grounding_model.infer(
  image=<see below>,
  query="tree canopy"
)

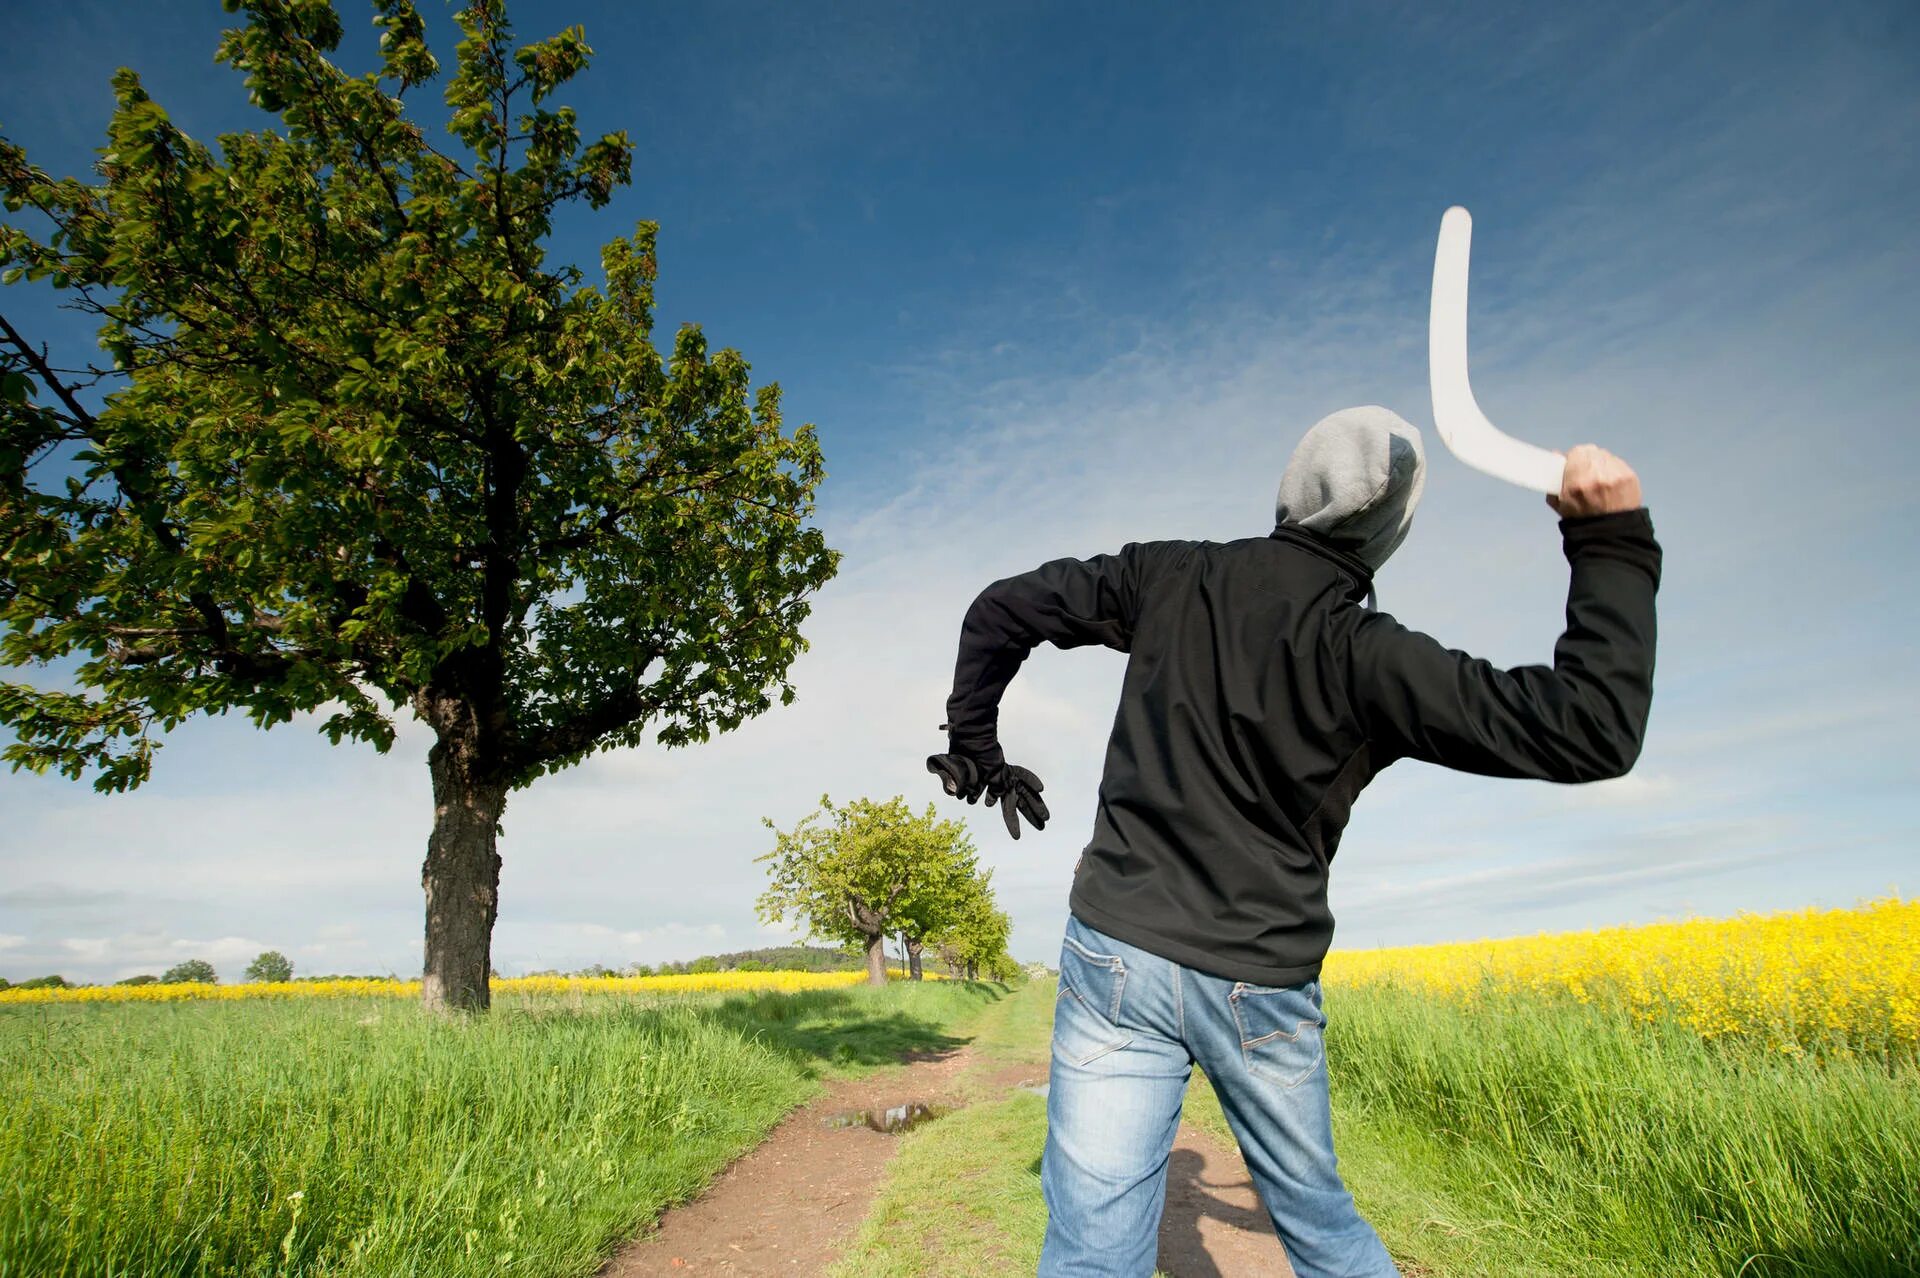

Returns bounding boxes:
[244,950,294,982]
[161,959,218,984]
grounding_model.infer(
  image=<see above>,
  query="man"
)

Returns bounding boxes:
[927,405,1661,1278]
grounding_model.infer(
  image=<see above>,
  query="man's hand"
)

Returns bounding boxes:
[1546,444,1642,517]
[928,728,1050,839]
[927,751,992,804]
[985,763,1049,841]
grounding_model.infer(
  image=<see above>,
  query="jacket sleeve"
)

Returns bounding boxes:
[1341,508,1663,782]
[942,542,1164,756]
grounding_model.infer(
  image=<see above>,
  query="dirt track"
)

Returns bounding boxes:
[596,1032,1300,1277]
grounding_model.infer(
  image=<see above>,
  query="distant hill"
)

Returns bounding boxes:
[528,944,898,979]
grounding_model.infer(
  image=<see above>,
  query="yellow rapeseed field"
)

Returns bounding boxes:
[0,967,939,1006]
[1323,894,1919,1054]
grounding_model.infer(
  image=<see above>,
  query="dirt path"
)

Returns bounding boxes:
[596,1044,978,1276]
[598,981,1336,1278]
[1156,1126,1295,1278]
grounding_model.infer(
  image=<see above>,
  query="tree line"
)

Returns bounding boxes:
[0,950,297,990]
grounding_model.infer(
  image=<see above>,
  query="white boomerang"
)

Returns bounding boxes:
[1428,206,1566,495]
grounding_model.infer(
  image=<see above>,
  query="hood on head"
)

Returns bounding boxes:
[1274,405,1427,573]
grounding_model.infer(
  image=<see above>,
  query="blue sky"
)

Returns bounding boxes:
[2,0,1916,982]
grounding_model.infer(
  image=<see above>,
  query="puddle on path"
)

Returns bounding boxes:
[825,1102,949,1133]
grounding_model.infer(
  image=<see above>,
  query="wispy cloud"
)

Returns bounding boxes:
[1,0,1913,983]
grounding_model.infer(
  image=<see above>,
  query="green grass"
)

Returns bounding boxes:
[840,979,1920,1278]
[828,1091,1052,1278]
[0,981,1007,1278]
[1316,984,1920,1278]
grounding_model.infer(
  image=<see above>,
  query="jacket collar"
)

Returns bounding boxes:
[1268,521,1375,604]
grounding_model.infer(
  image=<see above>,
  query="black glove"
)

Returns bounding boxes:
[927,751,991,804]
[929,721,1000,802]
[926,723,1046,837]
[984,762,1049,840]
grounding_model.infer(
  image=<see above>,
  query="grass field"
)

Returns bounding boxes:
[0,980,1005,1277]
[6,898,1916,1277]
[836,899,1920,1278]
[1219,986,1920,1277]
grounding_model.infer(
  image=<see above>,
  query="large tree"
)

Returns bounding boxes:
[755,794,978,987]
[0,0,838,1011]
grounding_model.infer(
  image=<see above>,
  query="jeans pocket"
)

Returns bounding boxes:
[1055,926,1130,1067]
[1228,978,1325,1089]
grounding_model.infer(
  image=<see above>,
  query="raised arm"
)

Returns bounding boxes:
[1341,448,1663,782]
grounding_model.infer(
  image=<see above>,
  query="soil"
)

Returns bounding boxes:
[595,1045,976,1276]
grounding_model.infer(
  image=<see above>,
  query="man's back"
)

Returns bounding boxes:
[941,503,1662,987]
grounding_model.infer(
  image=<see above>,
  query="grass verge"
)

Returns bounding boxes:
[829,978,1054,1278]
[0,980,1007,1278]
[1319,983,1920,1278]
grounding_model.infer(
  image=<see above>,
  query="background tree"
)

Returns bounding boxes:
[933,885,1012,981]
[893,843,985,980]
[0,0,838,1012]
[161,959,217,984]
[244,949,294,982]
[756,794,974,987]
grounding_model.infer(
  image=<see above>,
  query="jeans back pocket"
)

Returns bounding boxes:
[1228,978,1325,1089]
[1054,927,1131,1067]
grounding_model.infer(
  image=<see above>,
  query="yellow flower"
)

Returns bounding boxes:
[1322,895,1918,1054]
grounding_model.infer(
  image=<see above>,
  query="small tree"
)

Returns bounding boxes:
[16,973,70,990]
[756,794,975,987]
[161,959,218,984]
[244,949,294,982]
[0,0,838,1013]
[115,973,159,985]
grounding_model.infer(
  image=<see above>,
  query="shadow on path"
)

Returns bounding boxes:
[1156,1144,1288,1278]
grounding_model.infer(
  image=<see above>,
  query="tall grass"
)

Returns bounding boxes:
[0,982,1002,1277]
[1322,983,1920,1277]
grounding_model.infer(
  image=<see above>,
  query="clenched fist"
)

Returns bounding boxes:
[1547,444,1642,517]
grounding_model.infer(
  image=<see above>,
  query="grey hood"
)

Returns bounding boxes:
[1274,405,1427,606]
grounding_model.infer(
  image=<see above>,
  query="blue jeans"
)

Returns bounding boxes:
[1039,912,1401,1278]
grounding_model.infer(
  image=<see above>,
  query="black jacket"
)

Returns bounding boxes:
[941,507,1663,986]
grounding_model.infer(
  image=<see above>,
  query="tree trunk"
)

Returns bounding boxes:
[964,961,977,981]
[864,932,889,986]
[422,734,508,1013]
[907,937,924,981]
